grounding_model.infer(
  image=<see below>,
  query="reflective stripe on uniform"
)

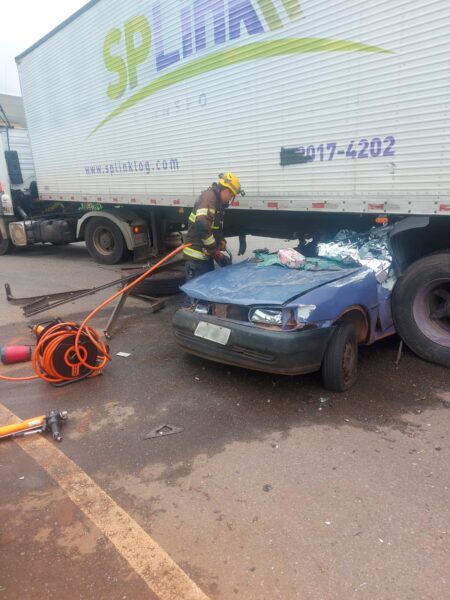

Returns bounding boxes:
[211,225,220,230]
[208,208,216,216]
[189,208,210,223]
[183,247,209,260]
[201,234,215,246]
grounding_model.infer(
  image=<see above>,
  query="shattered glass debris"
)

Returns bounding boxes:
[317,226,394,282]
[248,226,396,285]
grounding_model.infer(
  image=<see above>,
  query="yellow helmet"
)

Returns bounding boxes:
[218,172,243,196]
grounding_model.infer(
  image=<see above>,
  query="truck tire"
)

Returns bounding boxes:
[392,252,450,368]
[129,267,186,296]
[85,217,129,265]
[321,323,358,392]
[0,232,12,255]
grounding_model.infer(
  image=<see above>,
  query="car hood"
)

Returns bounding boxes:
[181,262,361,306]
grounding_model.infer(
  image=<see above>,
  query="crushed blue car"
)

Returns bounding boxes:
[173,250,396,391]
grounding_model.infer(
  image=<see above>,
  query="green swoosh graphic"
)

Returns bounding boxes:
[91,38,391,136]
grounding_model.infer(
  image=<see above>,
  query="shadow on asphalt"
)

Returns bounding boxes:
[5,243,91,260]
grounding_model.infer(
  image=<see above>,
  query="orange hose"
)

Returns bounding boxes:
[0,243,191,384]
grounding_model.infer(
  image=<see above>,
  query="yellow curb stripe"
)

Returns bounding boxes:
[0,404,210,600]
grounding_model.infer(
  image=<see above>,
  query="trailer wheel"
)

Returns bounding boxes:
[85,217,129,265]
[321,323,358,392]
[392,252,450,368]
[0,232,12,255]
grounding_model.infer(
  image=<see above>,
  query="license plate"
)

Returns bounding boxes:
[194,321,231,346]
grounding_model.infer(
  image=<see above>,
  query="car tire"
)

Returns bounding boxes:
[321,322,358,392]
[0,232,12,255]
[130,267,186,296]
[85,217,129,265]
[392,252,450,368]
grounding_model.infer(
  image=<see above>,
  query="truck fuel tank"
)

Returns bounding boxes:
[9,218,77,246]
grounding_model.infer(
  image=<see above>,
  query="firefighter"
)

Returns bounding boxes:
[183,172,243,283]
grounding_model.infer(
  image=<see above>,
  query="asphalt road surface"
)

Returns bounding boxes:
[0,241,448,600]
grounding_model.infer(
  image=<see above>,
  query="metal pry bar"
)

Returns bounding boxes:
[5,283,91,306]
[5,255,182,317]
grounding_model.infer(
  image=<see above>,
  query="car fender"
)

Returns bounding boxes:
[286,269,379,338]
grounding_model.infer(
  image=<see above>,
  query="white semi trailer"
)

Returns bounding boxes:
[0,0,448,366]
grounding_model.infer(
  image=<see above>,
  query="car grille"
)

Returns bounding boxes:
[174,330,275,363]
[211,303,249,321]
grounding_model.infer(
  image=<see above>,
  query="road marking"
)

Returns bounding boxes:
[0,404,210,600]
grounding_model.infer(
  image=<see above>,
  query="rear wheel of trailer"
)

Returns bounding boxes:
[84,217,130,265]
[392,252,450,368]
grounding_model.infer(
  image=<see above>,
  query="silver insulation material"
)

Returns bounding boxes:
[317,227,394,283]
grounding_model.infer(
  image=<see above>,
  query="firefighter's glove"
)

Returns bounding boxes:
[214,252,232,268]
[217,239,227,252]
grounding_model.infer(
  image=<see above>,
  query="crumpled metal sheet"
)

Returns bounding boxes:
[317,226,394,283]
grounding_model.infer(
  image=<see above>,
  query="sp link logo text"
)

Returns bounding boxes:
[103,0,303,100]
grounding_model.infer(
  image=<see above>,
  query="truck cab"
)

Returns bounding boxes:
[0,142,14,254]
[0,94,37,253]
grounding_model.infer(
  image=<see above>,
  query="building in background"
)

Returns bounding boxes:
[0,94,26,129]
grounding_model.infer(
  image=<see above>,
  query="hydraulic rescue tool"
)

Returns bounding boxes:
[0,410,68,441]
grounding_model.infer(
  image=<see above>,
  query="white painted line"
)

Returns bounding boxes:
[0,404,210,600]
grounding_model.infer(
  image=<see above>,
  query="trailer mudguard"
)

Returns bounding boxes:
[76,210,146,250]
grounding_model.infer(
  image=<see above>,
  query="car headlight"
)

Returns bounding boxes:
[194,302,210,315]
[249,308,282,326]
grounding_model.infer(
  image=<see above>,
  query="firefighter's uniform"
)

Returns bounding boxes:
[183,173,242,282]
[184,184,224,271]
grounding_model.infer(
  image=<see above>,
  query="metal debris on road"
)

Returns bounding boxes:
[318,397,332,410]
[144,424,184,439]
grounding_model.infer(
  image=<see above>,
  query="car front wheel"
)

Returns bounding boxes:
[321,322,358,392]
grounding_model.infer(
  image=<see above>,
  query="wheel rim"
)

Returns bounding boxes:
[92,227,115,256]
[342,339,356,383]
[412,278,450,348]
